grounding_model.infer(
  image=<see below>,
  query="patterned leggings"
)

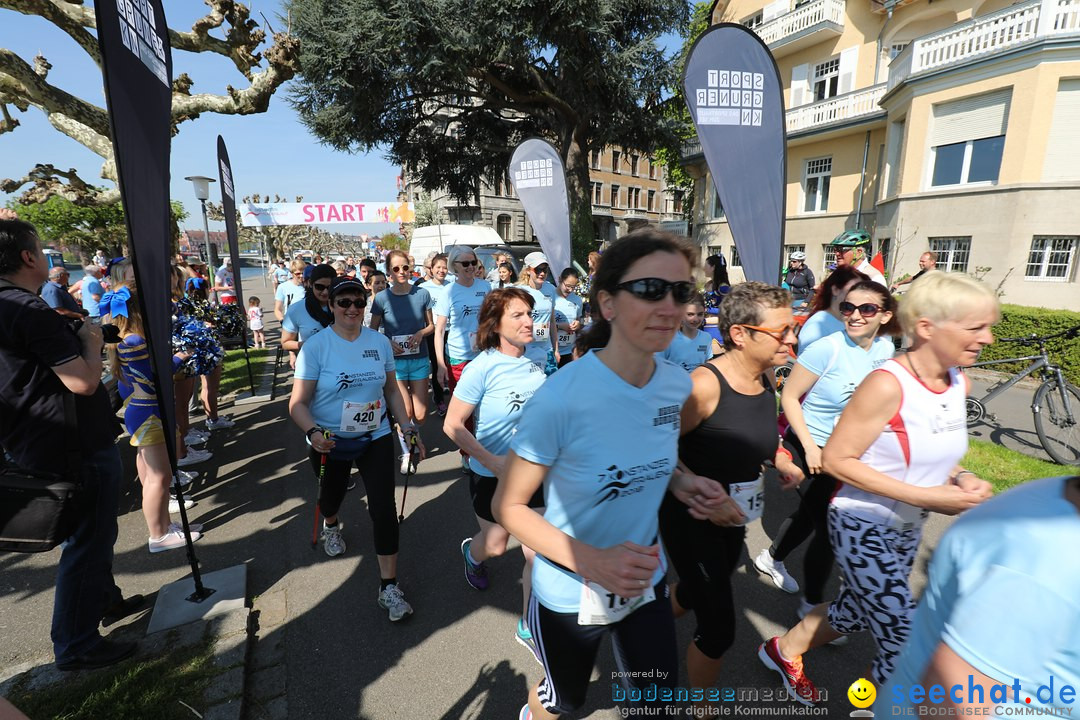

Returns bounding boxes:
[826,506,924,685]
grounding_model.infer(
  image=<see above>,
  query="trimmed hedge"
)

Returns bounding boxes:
[976,304,1080,386]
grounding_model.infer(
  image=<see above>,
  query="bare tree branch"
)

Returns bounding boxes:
[0,0,101,67]
[0,164,119,206]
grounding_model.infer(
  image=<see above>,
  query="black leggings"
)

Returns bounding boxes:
[308,433,399,556]
[528,581,678,714]
[770,429,838,604]
[658,491,745,659]
[425,334,445,404]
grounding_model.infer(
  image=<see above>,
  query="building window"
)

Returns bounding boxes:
[649,158,657,179]
[822,244,838,272]
[712,187,725,219]
[813,58,840,102]
[673,190,684,214]
[786,245,806,261]
[496,214,512,241]
[928,236,972,273]
[1025,236,1077,281]
[647,189,656,212]
[591,149,601,169]
[730,246,742,267]
[630,155,639,177]
[889,43,909,61]
[628,187,641,209]
[931,136,1005,187]
[503,173,513,197]
[610,184,620,208]
[592,182,603,205]
[803,157,831,213]
[612,150,621,174]
[743,10,764,29]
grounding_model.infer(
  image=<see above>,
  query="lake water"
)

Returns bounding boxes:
[66,265,268,286]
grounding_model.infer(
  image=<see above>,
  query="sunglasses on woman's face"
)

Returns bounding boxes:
[839,301,883,318]
[616,278,695,304]
[312,283,331,292]
[334,298,365,309]
[534,265,550,275]
[391,265,409,273]
[457,259,478,268]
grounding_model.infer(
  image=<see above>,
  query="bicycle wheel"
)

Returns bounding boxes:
[1033,380,1080,466]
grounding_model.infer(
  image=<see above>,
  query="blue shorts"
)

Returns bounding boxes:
[394,356,430,381]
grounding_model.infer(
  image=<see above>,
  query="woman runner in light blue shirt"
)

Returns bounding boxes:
[517,252,560,369]
[281,264,334,358]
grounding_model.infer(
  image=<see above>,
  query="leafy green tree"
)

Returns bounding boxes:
[288,0,688,262]
[378,233,407,252]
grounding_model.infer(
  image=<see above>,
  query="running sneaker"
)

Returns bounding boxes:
[796,598,849,646]
[206,415,235,430]
[758,637,821,706]
[184,429,209,446]
[518,704,533,720]
[377,583,413,622]
[172,470,197,488]
[399,453,412,476]
[515,618,541,666]
[321,523,346,557]
[149,529,202,553]
[177,447,212,467]
[437,402,448,417]
[460,538,489,590]
[754,548,799,594]
[168,495,195,513]
[169,521,204,533]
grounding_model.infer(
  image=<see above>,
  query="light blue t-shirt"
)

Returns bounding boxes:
[511,351,692,612]
[293,327,395,440]
[282,301,330,344]
[797,332,894,446]
[661,329,713,372]
[553,292,584,355]
[796,311,844,352]
[455,349,547,477]
[275,280,307,314]
[420,280,450,314]
[434,279,491,362]
[877,476,1080,715]
[371,285,431,358]
[519,284,558,358]
[81,277,103,317]
[272,266,289,284]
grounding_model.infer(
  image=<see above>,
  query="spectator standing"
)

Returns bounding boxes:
[41,266,84,320]
[80,264,105,323]
[214,258,236,305]
[783,252,815,306]
[891,251,937,292]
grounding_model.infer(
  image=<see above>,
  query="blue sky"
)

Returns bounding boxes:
[0,2,687,239]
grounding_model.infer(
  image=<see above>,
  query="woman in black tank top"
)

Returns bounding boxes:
[659,282,805,705]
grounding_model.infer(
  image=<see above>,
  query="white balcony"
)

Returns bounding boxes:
[888,0,1080,90]
[756,0,845,57]
[787,83,887,134]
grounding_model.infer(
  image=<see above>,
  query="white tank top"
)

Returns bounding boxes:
[831,359,968,529]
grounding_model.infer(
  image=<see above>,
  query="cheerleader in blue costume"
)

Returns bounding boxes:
[106,275,203,554]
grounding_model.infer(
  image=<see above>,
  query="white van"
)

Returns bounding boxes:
[408,224,505,262]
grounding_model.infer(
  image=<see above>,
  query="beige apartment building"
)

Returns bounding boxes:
[684,0,1080,309]
[400,147,683,245]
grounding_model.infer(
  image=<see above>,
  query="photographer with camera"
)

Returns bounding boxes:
[0,217,142,671]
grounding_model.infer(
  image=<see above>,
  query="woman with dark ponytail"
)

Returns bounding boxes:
[281,264,336,355]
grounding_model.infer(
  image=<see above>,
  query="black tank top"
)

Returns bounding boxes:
[679,363,779,489]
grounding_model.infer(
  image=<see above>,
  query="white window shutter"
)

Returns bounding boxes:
[930,89,1012,146]
[790,63,809,108]
[1043,79,1080,181]
[838,46,859,95]
[764,0,790,22]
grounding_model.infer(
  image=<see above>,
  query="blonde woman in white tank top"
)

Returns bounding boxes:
[758,271,999,703]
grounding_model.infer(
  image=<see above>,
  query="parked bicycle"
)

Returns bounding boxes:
[964,324,1080,465]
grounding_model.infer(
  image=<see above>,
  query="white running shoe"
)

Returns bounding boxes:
[754,548,799,594]
[321,523,346,557]
[377,583,413,622]
[206,415,235,430]
[149,529,201,553]
[177,447,213,467]
[184,430,209,445]
[172,470,197,488]
[169,495,195,513]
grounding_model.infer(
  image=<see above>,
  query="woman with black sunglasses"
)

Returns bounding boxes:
[657,281,805,712]
[755,281,898,619]
[289,276,425,622]
[280,264,335,358]
[495,230,730,720]
[433,245,491,394]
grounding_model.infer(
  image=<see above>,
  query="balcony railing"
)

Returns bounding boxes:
[787,83,887,134]
[756,0,845,52]
[679,138,703,163]
[889,0,1080,90]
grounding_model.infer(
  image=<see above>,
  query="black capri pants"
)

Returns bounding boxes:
[308,433,399,556]
[528,580,678,714]
[658,490,745,659]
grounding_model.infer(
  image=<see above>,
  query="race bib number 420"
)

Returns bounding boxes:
[340,399,380,434]
[577,580,655,625]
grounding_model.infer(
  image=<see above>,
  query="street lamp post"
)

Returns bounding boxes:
[184,175,217,302]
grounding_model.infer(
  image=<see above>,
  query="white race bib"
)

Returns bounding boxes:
[729,475,765,525]
[557,330,575,347]
[392,334,419,356]
[340,400,380,434]
[577,580,655,626]
[533,324,549,341]
[468,331,478,352]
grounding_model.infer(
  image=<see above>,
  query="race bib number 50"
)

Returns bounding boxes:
[392,334,419,356]
[340,399,381,434]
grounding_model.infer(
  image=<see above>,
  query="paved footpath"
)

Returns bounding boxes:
[0,273,1056,719]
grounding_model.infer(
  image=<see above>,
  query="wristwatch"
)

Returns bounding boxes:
[306,426,323,440]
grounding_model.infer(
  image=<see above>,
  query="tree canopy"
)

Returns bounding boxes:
[288,0,689,260]
[0,0,299,207]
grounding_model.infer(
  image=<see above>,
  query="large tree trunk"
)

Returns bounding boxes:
[563,128,595,267]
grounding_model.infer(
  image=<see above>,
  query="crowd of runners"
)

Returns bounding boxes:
[5,213,1076,717]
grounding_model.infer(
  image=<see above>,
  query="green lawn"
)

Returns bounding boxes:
[962,438,1075,494]
[219,347,270,396]
[7,637,218,720]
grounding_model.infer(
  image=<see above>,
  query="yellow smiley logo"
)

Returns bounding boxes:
[848,678,876,708]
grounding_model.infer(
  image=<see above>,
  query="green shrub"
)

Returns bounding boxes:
[976,304,1080,385]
